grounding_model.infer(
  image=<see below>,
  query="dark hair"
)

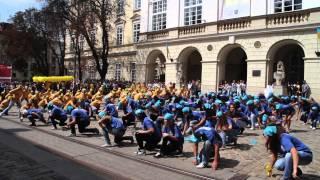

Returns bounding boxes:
[265,125,284,155]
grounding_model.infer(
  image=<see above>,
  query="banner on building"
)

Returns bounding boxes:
[219,0,250,20]
[0,64,12,82]
[317,27,320,39]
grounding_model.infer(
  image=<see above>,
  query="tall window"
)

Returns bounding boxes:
[117,0,125,15]
[116,25,123,45]
[134,0,141,10]
[152,0,167,31]
[184,0,202,26]
[133,22,140,43]
[115,63,121,81]
[274,0,302,13]
[130,63,136,82]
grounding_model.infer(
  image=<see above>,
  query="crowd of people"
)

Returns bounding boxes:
[0,80,318,179]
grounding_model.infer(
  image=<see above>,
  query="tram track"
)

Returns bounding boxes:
[2,116,216,180]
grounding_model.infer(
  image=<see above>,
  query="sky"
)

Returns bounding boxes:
[0,0,42,22]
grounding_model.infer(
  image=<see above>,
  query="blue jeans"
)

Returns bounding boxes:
[199,140,213,166]
[0,100,14,116]
[274,151,313,180]
[102,127,125,144]
[248,113,256,129]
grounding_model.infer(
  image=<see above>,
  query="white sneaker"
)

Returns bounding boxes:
[135,149,146,155]
[101,143,112,147]
[51,127,57,130]
[67,133,76,137]
[310,126,313,129]
[312,127,316,130]
[250,127,255,130]
[154,152,162,158]
[196,162,206,168]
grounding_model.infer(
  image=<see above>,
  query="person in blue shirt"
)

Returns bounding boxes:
[215,111,238,147]
[264,125,313,179]
[154,113,183,158]
[276,104,295,132]
[22,108,46,126]
[48,104,67,130]
[98,114,134,147]
[67,105,99,137]
[298,98,311,124]
[121,99,136,127]
[308,106,319,130]
[182,107,205,135]
[134,109,161,155]
[192,127,222,170]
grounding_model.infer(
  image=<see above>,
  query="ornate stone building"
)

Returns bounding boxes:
[66,0,320,98]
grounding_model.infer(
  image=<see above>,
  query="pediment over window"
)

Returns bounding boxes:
[130,14,141,21]
[115,17,126,24]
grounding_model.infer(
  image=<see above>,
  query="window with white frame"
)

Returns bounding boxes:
[117,0,125,15]
[130,63,136,82]
[134,0,141,10]
[184,0,202,26]
[274,0,302,13]
[116,25,123,45]
[115,63,121,81]
[133,22,140,43]
[152,0,167,31]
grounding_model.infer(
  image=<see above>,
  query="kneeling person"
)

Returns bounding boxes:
[135,109,161,155]
[155,113,184,158]
[192,127,222,170]
[67,108,99,136]
[98,114,134,147]
[48,104,67,130]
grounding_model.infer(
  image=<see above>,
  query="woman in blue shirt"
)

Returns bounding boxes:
[264,125,313,179]
[134,109,161,155]
[154,113,183,158]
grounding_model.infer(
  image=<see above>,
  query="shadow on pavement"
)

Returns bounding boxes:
[218,158,240,169]
[290,129,309,133]
[303,174,320,180]
[3,128,31,133]
[234,143,253,151]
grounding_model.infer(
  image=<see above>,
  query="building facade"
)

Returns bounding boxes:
[66,0,320,98]
[136,0,320,97]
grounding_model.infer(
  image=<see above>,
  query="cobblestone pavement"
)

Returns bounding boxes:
[0,129,114,180]
[1,108,320,180]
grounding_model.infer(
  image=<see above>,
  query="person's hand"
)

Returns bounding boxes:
[162,133,169,137]
[136,130,143,134]
[212,160,218,171]
[292,169,299,179]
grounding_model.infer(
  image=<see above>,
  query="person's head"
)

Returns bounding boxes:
[164,113,174,127]
[229,103,235,113]
[182,107,191,116]
[135,109,146,121]
[263,125,285,154]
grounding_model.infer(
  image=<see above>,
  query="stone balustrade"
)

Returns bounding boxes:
[266,10,310,27]
[217,18,251,32]
[146,30,169,40]
[178,24,206,37]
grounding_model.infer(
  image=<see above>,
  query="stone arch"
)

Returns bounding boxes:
[177,46,202,85]
[145,49,166,83]
[217,44,248,84]
[266,39,305,85]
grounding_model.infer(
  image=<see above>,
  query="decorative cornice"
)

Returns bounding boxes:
[246,59,269,62]
[137,23,320,48]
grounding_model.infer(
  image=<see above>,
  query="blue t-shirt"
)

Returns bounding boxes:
[194,127,221,144]
[110,117,124,129]
[192,111,205,121]
[163,124,183,143]
[105,103,118,117]
[280,134,311,153]
[71,109,89,121]
[142,117,161,139]
[51,106,67,120]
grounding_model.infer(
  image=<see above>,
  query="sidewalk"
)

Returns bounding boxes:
[2,109,320,180]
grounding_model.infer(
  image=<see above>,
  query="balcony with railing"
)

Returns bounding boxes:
[266,10,311,28]
[139,8,319,43]
[178,24,207,37]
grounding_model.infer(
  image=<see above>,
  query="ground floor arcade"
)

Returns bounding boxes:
[134,30,320,98]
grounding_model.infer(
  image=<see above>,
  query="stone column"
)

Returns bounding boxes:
[246,59,268,95]
[304,57,320,100]
[136,63,147,83]
[165,62,179,87]
[201,61,218,93]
